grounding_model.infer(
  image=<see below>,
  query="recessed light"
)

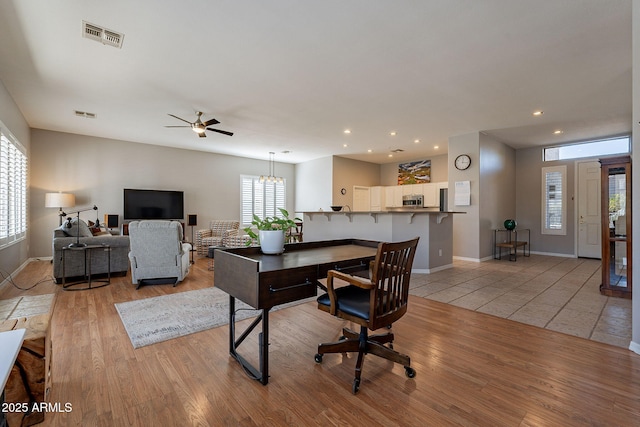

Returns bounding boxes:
[388,154,393,157]
[554,130,563,135]
[414,139,420,143]
[367,149,372,153]
[343,129,351,134]
[533,111,543,116]
[343,144,348,148]
[390,131,397,136]
[434,145,439,149]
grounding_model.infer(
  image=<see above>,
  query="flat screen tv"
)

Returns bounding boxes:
[123,189,184,220]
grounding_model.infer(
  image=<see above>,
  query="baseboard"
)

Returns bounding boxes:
[629,340,640,355]
[0,257,36,288]
[529,251,576,258]
[453,256,482,263]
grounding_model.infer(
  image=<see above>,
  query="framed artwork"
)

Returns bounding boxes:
[398,160,431,185]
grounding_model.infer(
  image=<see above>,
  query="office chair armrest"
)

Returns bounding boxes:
[326,270,374,316]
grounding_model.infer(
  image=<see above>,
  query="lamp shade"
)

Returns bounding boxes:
[45,192,75,208]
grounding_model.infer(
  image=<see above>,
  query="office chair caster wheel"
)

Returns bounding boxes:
[405,366,416,378]
[314,353,323,363]
[352,378,360,394]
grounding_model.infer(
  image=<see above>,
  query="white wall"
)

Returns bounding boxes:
[30,129,295,258]
[0,80,31,275]
[294,156,332,212]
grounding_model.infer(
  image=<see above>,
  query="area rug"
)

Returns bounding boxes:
[115,287,313,349]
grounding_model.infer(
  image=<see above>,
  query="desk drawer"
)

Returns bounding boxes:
[259,266,317,308]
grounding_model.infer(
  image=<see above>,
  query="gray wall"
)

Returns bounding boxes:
[479,132,516,259]
[29,129,295,258]
[380,153,448,185]
[631,0,639,353]
[448,132,482,260]
[0,80,31,275]
[515,146,576,256]
[332,156,379,208]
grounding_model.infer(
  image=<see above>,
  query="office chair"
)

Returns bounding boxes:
[314,237,420,393]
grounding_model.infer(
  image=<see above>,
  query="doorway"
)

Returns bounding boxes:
[577,161,601,258]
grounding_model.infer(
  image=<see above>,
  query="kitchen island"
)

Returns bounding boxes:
[302,209,461,272]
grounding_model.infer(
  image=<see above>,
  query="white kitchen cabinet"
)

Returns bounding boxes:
[370,186,385,211]
[385,186,403,207]
[352,186,371,211]
[422,183,438,207]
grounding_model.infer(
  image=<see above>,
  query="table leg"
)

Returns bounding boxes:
[228,295,271,385]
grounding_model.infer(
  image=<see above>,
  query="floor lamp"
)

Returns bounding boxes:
[45,192,76,226]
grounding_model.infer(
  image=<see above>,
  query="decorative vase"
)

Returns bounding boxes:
[259,230,285,255]
[504,219,517,230]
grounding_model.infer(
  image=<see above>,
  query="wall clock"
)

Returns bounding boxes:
[454,154,471,170]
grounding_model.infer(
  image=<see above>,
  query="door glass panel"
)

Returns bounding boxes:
[610,241,628,290]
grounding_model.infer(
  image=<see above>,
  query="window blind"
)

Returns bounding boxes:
[0,127,28,247]
[541,165,566,235]
[241,175,286,227]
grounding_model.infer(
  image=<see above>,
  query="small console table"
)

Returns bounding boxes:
[494,228,530,261]
[62,244,111,290]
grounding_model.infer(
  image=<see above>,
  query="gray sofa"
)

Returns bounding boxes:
[52,218,130,283]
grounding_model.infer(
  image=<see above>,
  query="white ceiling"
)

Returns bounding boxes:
[0,0,632,164]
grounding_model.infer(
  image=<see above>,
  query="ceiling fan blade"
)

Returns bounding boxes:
[164,125,191,128]
[168,114,193,124]
[198,132,207,138]
[206,128,234,136]
[203,117,220,127]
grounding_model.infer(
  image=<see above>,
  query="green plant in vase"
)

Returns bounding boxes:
[243,208,301,254]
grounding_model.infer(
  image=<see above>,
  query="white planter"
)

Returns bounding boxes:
[259,229,285,255]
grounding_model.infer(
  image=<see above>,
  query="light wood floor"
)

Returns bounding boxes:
[2,258,640,426]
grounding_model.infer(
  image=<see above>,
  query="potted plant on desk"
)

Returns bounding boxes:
[244,208,301,254]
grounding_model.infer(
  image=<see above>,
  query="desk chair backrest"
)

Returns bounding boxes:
[368,237,419,330]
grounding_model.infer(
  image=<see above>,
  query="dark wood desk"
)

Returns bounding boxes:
[215,239,378,384]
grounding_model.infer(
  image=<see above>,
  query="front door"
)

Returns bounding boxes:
[577,161,601,258]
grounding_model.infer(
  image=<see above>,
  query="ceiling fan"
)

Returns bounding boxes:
[165,111,234,137]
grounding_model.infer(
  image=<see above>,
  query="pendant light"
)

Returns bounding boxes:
[259,152,284,184]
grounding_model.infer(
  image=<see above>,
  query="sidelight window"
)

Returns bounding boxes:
[541,165,566,235]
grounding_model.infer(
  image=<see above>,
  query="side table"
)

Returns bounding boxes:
[494,228,530,261]
[62,244,111,290]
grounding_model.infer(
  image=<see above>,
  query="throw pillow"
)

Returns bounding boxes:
[60,217,93,238]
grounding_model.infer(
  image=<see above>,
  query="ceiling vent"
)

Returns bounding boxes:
[82,21,124,48]
[75,110,96,119]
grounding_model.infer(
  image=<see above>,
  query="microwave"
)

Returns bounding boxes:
[402,194,423,207]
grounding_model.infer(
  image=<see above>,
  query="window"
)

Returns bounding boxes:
[241,175,285,227]
[541,165,566,235]
[0,124,28,248]
[544,136,629,161]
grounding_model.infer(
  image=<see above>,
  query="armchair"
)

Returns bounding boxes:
[128,220,191,289]
[314,237,419,393]
[195,220,240,255]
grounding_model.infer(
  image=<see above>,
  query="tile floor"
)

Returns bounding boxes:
[409,254,632,348]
